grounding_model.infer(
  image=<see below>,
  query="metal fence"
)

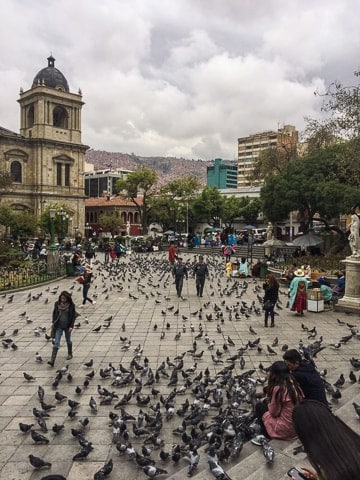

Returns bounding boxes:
[0,259,66,292]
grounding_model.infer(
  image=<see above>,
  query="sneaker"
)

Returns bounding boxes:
[251,434,267,446]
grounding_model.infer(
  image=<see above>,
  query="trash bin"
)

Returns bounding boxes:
[66,262,74,276]
[260,264,268,279]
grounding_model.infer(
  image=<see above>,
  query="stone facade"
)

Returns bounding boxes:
[0,56,88,234]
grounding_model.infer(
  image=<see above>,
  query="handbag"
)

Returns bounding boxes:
[263,300,274,311]
[50,324,56,338]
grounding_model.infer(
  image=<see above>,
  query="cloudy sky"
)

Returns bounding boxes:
[1,0,359,160]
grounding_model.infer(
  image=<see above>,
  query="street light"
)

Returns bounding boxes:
[49,209,56,251]
[57,209,70,240]
[85,222,92,239]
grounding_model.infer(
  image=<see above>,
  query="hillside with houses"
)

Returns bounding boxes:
[85,149,211,188]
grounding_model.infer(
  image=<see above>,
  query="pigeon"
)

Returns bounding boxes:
[19,422,34,433]
[208,458,232,480]
[94,458,113,478]
[84,359,94,368]
[261,437,275,463]
[31,429,49,444]
[23,372,36,381]
[28,454,52,469]
[142,465,168,477]
[35,352,43,362]
[353,402,360,418]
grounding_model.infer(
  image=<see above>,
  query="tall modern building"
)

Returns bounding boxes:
[0,55,88,230]
[84,168,132,198]
[237,125,298,187]
[207,158,238,188]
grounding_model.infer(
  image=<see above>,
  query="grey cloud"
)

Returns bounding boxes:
[1,0,359,159]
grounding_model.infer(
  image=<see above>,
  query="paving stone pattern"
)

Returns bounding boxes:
[0,251,359,480]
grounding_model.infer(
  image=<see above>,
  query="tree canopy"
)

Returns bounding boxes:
[116,166,157,234]
[261,144,360,233]
[148,175,201,233]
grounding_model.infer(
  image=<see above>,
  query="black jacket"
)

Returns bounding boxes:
[193,262,209,278]
[263,284,279,305]
[52,301,77,329]
[173,263,188,279]
[292,361,327,405]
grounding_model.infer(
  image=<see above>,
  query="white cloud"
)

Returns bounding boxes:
[1,0,359,159]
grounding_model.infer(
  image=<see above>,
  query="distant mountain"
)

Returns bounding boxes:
[85,149,211,187]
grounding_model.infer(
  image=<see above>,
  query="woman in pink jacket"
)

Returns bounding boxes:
[255,361,304,440]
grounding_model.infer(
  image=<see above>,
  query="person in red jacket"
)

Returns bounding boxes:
[168,242,176,264]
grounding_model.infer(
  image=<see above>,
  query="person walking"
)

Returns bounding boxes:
[288,268,309,316]
[193,255,209,297]
[168,241,176,265]
[48,291,77,366]
[103,240,110,264]
[172,257,188,298]
[84,244,95,267]
[262,274,279,327]
[77,265,96,307]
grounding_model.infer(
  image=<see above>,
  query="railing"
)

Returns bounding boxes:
[0,258,66,292]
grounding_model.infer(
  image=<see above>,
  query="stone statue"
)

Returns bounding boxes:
[266,222,274,241]
[126,221,130,236]
[349,213,360,257]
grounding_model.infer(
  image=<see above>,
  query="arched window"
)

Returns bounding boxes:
[53,106,68,128]
[27,105,34,128]
[11,161,22,183]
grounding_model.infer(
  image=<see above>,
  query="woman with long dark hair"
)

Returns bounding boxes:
[263,274,279,327]
[291,400,360,480]
[255,361,303,440]
[48,291,77,367]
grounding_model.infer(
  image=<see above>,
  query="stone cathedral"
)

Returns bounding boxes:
[0,55,88,234]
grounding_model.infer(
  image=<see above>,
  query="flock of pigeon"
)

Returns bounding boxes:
[0,251,359,480]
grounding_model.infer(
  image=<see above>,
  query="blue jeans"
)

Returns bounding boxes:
[82,283,92,304]
[54,327,72,349]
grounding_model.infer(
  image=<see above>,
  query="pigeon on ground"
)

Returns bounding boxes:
[142,465,168,477]
[29,454,51,469]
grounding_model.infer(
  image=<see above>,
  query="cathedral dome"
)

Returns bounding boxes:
[32,55,69,92]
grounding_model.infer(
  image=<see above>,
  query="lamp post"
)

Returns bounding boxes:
[85,222,92,239]
[47,208,59,275]
[49,209,57,251]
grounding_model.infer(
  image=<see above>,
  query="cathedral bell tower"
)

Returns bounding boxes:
[12,55,88,232]
[18,55,83,144]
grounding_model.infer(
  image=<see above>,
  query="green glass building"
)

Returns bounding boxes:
[207,158,238,188]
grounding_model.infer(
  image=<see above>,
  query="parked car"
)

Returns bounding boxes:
[239,228,267,244]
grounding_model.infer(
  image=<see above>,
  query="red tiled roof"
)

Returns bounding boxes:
[85,195,143,207]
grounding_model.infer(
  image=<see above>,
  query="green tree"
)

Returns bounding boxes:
[116,166,157,234]
[261,145,360,235]
[148,175,201,233]
[0,205,15,237]
[10,211,37,238]
[192,186,224,227]
[98,209,124,237]
[0,170,13,190]
[249,145,297,183]
[39,205,75,241]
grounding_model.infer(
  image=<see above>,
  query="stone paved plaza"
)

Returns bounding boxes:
[0,251,359,480]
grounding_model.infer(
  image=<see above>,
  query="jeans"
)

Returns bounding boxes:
[175,276,184,297]
[54,327,72,349]
[82,283,92,304]
[196,276,205,296]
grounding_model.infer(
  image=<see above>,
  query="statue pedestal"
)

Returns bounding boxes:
[47,250,60,275]
[335,256,360,313]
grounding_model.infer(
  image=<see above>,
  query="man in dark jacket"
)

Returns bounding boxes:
[283,349,327,405]
[172,257,188,298]
[193,255,209,297]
